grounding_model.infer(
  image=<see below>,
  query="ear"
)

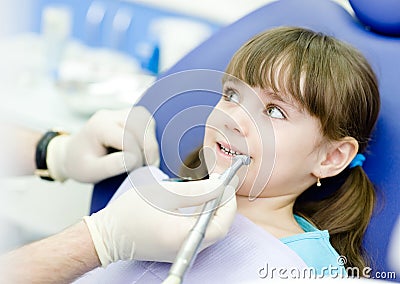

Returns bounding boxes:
[313,137,359,179]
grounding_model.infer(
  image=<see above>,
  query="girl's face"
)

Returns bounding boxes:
[203,78,325,198]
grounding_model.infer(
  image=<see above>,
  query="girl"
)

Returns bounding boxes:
[185,26,380,275]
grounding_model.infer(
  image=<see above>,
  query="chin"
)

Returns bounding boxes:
[235,186,250,197]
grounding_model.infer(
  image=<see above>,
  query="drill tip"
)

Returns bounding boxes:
[235,155,251,165]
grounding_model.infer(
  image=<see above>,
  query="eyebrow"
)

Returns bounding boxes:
[223,79,304,113]
[223,77,243,86]
[269,91,290,104]
[265,90,303,113]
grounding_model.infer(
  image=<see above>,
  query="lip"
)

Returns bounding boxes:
[218,141,243,154]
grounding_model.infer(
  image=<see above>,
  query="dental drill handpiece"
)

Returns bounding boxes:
[163,155,251,284]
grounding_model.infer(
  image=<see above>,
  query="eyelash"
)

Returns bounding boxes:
[223,87,287,119]
[264,104,287,119]
[222,87,240,104]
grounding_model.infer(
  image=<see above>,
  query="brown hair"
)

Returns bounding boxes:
[182,26,380,273]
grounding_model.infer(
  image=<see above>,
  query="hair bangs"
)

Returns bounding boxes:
[223,30,309,111]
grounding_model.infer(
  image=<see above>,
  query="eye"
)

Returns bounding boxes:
[264,105,286,119]
[223,88,240,104]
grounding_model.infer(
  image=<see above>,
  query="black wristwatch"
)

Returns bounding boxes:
[34,130,66,181]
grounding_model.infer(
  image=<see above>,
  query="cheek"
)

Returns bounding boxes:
[203,107,222,142]
[203,128,211,145]
[235,149,275,198]
[202,128,218,173]
[204,110,216,140]
[274,124,320,162]
[233,121,276,197]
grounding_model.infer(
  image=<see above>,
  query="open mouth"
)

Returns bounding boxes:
[217,142,246,157]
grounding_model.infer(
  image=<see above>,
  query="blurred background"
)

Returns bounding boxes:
[0,0,352,253]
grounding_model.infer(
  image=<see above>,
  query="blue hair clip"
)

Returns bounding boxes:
[349,153,366,169]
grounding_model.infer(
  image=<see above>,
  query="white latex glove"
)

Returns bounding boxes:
[46,106,159,182]
[83,175,238,266]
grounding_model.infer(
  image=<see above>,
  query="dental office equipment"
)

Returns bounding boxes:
[41,5,72,79]
[163,155,251,284]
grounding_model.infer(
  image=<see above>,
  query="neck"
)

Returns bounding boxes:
[236,194,304,238]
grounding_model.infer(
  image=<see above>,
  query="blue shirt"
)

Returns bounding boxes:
[280,215,347,277]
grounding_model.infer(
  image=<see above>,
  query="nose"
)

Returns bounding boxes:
[223,106,250,137]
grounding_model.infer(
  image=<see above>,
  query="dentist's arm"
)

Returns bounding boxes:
[0,177,238,283]
[0,221,99,284]
[0,106,159,181]
[0,124,41,176]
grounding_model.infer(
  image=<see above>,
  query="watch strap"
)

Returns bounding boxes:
[35,130,65,181]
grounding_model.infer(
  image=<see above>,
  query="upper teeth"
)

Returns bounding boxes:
[220,144,242,156]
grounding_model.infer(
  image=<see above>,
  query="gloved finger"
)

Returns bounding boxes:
[134,181,218,212]
[201,185,237,247]
[133,179,223,213]
[187,175,239,215]
[160,179,224,202]
[85,152,141,182]
[124,106,152,139]
[209,173,221,180]
[133,175,239,213]
[161,176,238,209]
[142,116,160,167]
[96,121,125,151]
[96,122,142,170]
[124,106,159,166]
[123,129,143,158]
[169,185,237,253]
[220,175,239,203]
[123,152,144,173]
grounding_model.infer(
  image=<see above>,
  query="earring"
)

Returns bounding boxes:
[317,177,322,187]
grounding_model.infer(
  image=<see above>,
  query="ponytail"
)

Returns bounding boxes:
[295,167,376,275]
[179,146,207,180]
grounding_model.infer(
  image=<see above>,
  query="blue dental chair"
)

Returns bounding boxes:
[91,0,400,279]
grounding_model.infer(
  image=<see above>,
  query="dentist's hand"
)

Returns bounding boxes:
[83,175,239,266]
[45,107,159,183]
